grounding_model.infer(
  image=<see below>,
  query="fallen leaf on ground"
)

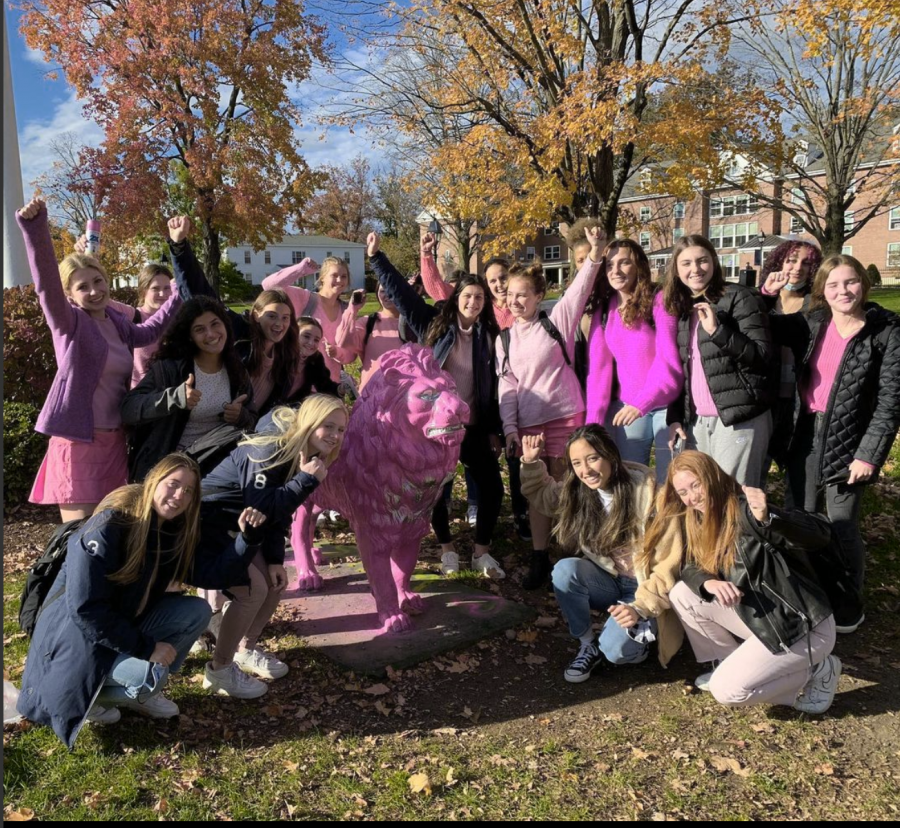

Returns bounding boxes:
[363,684,390,696]
[751,723,775,734]
[408,772,432,796]
[4,808,35,822]
[524,655,547,666]
[710,756,751,777]
[815,763,835,776]
[534,616,557,628]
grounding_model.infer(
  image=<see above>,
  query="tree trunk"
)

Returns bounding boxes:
[820,196,847,258]
[201,218,222,293]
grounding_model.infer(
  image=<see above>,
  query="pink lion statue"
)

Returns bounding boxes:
[287,344,469,633]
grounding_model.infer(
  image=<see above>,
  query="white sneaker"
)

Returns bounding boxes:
[117,692,180,719]
[695,671,714,692]
[234,648,289,680]
[440,551,460,576]
[203,662,268,699]
[466,504,478,526]
[794,655,842,715]
[472,553,506,580]
[86,704,121,724]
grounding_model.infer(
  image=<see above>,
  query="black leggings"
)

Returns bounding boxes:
[431,422,503,546]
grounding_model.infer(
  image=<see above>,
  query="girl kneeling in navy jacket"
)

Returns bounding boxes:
[17,454,265,748]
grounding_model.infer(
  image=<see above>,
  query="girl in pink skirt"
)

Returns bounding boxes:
[17,198,181,521]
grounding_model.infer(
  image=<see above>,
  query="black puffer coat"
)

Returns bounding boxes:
[681,502,834,656]
[770,303,900,482]
[667,284,775,428]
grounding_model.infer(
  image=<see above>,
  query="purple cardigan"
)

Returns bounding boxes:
[17,207,182,442]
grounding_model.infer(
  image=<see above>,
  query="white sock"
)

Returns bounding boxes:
[579,633,595,647]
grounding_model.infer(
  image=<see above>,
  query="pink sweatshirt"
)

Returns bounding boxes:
[335,304,403,391]
[261,264,349,382]
[496,258,601,436]
[106,301,161,388]
[585,292,683,425]
[803,320,853,414]
[421,253,515,330]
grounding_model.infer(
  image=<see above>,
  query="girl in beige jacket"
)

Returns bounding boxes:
[521,425,684,683]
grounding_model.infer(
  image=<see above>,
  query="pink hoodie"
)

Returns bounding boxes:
[420,254,515,330]
[335,304,402,390]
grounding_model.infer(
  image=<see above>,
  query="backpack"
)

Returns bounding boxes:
[363,313,417,347]
[808,521,865,630]
[499,311,570,375]
[18,518,86,636]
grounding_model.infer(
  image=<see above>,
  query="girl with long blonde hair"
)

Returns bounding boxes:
[198,395,349,699]
[654,451,841,715]
[17,453,267,747]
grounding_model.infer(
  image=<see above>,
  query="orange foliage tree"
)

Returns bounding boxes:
[16,0,328,286]
[724,0,900,256]
[358,0,772,251]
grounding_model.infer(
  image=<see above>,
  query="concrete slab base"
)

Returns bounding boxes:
[282,545,536,677]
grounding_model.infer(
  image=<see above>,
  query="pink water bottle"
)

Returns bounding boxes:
[86,218,101,255]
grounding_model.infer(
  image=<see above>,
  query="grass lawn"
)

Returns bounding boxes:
[872,287,900,313]
[4,437,900,821]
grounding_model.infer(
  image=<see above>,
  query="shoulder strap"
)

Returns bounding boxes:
[133,306,143,325]
[538,311,571,365]
[364,312,379,346]
[499,327,511,375]
[303,292,318,318]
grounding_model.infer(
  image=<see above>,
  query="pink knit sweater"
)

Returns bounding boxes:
[335,305,403,391]
[802,320,854,414]
[585,291,683,425]
[497,258,601,436]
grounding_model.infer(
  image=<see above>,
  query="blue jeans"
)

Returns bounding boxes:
[95,595,211,705]
[606,401,671,487]
[552,557,655,665]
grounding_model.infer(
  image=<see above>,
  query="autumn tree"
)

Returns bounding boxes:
[334,1,767,252]
[723,0,900,256]
[17,0,327,287]
[298,156,377,244]
[374,165,423,276]
[32,132,97,236]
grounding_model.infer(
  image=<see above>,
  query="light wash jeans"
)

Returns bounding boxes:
[552,557,655,665]
[606,400,671,486]
[96,594,211,705]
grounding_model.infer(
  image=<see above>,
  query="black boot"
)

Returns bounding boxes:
[522,550,552,591]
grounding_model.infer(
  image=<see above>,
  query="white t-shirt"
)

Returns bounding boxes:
[177,363,232,450]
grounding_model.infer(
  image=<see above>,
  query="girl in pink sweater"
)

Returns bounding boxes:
[261,257,353,383]
[498,225,605,588]
[334,284,405,391]
[585,239,683,485]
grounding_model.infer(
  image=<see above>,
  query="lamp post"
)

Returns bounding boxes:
[756,231,766,271]
[428,217,443,262]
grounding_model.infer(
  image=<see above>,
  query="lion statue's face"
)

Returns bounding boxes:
[369,345,470,448]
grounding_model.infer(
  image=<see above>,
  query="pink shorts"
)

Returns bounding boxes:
[520,412,585,459]
[29,430,128,506]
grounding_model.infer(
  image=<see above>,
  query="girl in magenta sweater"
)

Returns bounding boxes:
[17,198,181,521]
[498,225,605,588]
[585,239,683,485]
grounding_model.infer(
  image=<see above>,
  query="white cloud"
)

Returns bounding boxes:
[22,45,51,67]
[16,88,104,194]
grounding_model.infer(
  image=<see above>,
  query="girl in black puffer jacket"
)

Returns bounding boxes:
[763,255,900,632]
[663,236,775,487]
[650,451,840,715]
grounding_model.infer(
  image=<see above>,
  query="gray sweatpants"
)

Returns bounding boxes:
[687,410,772,487]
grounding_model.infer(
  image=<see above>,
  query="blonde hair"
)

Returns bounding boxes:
[810,254,871,313]
[643,451,742,576]
[316,257,350,289]
[96,454,201,598]
[59,253,110,293]
[240,394,349,477]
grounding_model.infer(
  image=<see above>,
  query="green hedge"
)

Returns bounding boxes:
[3,402,47,508]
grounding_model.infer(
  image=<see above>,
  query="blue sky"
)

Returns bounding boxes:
[6,5,388,203]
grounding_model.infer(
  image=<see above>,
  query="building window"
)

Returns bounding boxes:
[544,246,560,260]
[710,195,757,219]
[264,251,271,265]
[344,251,351,262]
[526,246,535,261]
[639,232,651,250]
[709,222,758,250]
[720,253,739,281]
[725,156,741,178]
[842,246,853,256]
[244,251,251,265]
[292,251,306,264]
[844,211,855,233]
[326,251,333,258]
[543,222,560,236]
[673,228,685,244]
[444,250,453,262]
[888,243,900,268]
[890,206,900,231]
[673,202,685,220]
[640,207,651,222]
[791,215,804,234]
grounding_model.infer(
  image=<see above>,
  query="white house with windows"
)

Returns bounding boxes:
[224,235,367,290]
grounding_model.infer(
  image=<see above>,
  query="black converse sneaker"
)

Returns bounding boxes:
[564,642,602,684]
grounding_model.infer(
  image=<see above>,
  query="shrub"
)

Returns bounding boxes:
[3,286,56,406]
[219,260,259,303]
[3,402,47,509]
[866,264,882,287]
